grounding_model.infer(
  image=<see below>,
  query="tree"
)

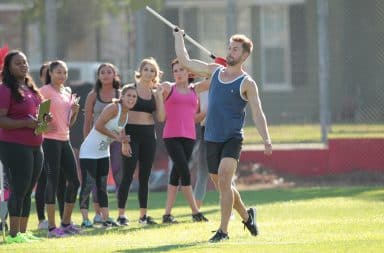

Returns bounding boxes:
[16,0,164,58]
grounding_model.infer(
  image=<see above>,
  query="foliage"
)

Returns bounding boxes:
[12,0,164,57]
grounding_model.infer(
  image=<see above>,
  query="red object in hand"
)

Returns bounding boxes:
[214,57,227,67]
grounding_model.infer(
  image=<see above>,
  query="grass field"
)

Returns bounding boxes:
[243,124,384,144]
[1,186,384,252]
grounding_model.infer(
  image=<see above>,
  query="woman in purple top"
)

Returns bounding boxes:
[0,50,44,243]
[160,59,208,224]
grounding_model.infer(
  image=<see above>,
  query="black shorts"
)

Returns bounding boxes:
[206,137,242,174]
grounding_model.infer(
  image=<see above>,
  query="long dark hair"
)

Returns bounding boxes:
[95,63,121,94]
[1,50,42,102]
[45,60,67,85]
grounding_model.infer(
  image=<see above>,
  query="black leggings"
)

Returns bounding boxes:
[90,141,122,204]
[35,166,66,220]
[43,139,80,204]
[164,138,195,186]
[118,124,156,209]
[79,158,109,209]
[0,141,42,217]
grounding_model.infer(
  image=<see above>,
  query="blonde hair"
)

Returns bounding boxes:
[134,57,161,85]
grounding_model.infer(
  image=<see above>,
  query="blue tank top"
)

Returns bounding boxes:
[204,67,248,142]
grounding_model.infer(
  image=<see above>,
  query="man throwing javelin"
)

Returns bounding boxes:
[173,29,273,243]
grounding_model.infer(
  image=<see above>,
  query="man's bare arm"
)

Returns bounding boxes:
[243,78,272,154]
[174,29,217,78]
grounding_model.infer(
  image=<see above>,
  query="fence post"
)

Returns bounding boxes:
[317,0,330,143]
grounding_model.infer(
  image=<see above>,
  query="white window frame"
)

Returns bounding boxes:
[260,5,292,91]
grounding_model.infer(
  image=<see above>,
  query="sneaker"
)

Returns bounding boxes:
[162,214,178,224]
[93,214,103,224]
[81,219,93,228]
[242,207,258,236]
[5,232,33,244]
[47,227,68,238]
[116,216,129,226]
[139,215,157,225]
[0,221,8,232]
[23,231,44,241]
[38,220,49,230]
[192,212,209,222]
[102,218,120,227]
[209,229,229,243]
[61,224,82,235]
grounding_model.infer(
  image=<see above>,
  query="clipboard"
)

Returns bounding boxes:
[34,99,51,135]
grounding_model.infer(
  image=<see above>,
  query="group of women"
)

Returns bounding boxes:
[0,50,208,243]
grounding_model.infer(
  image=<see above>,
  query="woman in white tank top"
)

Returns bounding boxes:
[78,85,137,227]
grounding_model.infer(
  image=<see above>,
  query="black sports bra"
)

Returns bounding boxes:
[131,94,156,113]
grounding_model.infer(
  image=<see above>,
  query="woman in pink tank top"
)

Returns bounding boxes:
[160,59,208,224]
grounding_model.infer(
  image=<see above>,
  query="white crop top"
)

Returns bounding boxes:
[79,103,128,159]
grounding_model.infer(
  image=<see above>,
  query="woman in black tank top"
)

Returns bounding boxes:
[117,57,165,225]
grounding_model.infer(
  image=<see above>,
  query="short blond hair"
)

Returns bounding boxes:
[230,34,253,54]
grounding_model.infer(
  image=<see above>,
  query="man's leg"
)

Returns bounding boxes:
[216,158,237,234]
[232,187,248,221]
[211,172,250,227]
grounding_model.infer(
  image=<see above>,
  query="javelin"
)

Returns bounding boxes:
[145,6,218,60]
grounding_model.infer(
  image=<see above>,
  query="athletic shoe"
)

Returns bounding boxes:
[242,207,258,236]
[23,231,44,241]
[192,212,209,222]
[61,224,82,235]
[209,229,229,243]
[0,221,8,232]
[139,215,157,225]
[5,232,33,244]
[38,220,49,230]
[116,216,129,226]
[81,219,93,228]
[102,218,120,227]
[47,227,68,238]
[93,214,103,224]
[162,214,178,224]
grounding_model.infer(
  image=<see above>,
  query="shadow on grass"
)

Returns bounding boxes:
[113,242,205,253]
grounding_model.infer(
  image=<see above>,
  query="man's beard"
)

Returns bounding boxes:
[226,56,240,66]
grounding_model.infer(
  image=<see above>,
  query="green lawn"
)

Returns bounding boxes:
[243,124,384,144]
[2,187,384,252]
